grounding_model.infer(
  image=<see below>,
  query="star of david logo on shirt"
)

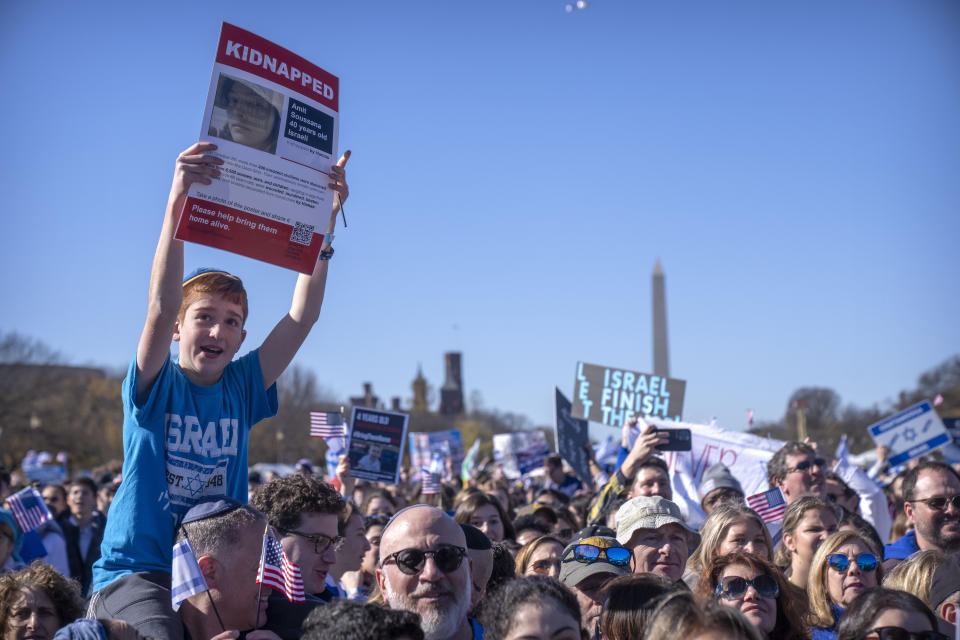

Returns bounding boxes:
[183,476,203,497]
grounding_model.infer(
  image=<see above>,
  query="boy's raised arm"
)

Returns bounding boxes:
[136,143,224,401]
[258,150,350,388]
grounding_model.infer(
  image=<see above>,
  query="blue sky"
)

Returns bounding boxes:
[2,1,958,437]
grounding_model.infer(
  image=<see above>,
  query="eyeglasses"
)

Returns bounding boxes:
[365,515,390,528]
[572,543,631,567]
[279,529,343,555]
[715,575,779,600]
[786,458,826,474]
[863,628,949,640]
[382,545,467,575]
[827,553,877,573]
[910,495,960,511]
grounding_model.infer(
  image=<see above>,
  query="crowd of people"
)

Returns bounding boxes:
[0,144,957,640]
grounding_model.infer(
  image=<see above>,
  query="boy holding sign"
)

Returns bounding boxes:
[89,142,349,639]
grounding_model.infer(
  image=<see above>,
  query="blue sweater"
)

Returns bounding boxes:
[884,529,919,561]
[810,603,844,640]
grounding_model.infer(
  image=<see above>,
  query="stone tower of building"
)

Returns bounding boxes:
[411,364,429,413]
[652,259,670,377]
[439,352,464,416]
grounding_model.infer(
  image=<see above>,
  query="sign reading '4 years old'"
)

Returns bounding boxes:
[868,401,949,467]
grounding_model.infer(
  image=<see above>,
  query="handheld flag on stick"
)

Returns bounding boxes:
[171,539,208,611]
[6,487,52,533]
[310,411,346,439]
[257,533,305,603]
[746,487,787,525]
[461,439,481,483]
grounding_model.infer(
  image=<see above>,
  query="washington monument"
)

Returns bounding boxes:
[652,259,670,377]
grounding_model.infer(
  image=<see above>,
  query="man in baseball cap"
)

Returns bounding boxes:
[615,495,699,584]
[559,534,630,638]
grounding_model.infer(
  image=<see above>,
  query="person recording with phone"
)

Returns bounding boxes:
[585,416,674,527]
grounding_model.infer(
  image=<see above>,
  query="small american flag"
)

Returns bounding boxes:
[421,468,442,495]
[746,487,787,525]
[310,411,345,439]
[6,487,52,533]
[257,535,305,603]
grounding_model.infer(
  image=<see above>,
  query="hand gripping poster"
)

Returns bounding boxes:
[176,23,340,273]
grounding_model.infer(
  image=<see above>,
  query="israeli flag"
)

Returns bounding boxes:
[171,539,208,611]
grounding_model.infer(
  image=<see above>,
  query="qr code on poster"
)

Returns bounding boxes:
[290,222,314,246]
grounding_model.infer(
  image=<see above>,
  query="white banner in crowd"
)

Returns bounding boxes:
[645,418,785,529]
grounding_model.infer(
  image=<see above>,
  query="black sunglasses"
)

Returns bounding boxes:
[827,553,877,573]
[863,628,949,640]
[788,458,826,473]
[715,575,779,600]
[382,545,467,575]
[911,495,960,511]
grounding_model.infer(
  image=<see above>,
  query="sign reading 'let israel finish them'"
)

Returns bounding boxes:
[571,362,686,427]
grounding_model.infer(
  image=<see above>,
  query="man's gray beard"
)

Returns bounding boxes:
[382,566,472,640]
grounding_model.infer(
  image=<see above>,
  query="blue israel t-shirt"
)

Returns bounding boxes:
[92,350,277,592]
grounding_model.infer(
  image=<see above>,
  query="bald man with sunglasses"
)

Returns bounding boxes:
[377,505,481,640]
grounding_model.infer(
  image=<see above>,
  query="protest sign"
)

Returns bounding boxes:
[347,407,408,484]
[493,431,551,480]
[176,22,340,273]
[640,418,784,528]
[868,401,949,467]
[572,361,685,426]
[24,465,67,485]
[554,388,592,485]
[943,417,960,447]
[408,430,464,481]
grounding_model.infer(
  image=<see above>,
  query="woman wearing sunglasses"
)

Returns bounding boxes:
[775,495,839,590]
[697,551,808,640]
[686,504,775,589]
[515,535,565,579]
[808,531,885,640]
[836,587,946,640]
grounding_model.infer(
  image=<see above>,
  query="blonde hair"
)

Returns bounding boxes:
[882,549,946,609]
[514,535,564,575]
[774,495,836,568]
[687,503,774,574]
[808,530,884,628]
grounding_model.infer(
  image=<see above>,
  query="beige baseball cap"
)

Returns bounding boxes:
[615,495,700,551]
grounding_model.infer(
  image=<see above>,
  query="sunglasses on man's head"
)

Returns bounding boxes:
[715,575,779,600]
[827,552,877,573]
[911,495,960,511]
[863,628,949,640]
[572,543,631,567]
[382,545,467,575]
[788,458,826,473]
